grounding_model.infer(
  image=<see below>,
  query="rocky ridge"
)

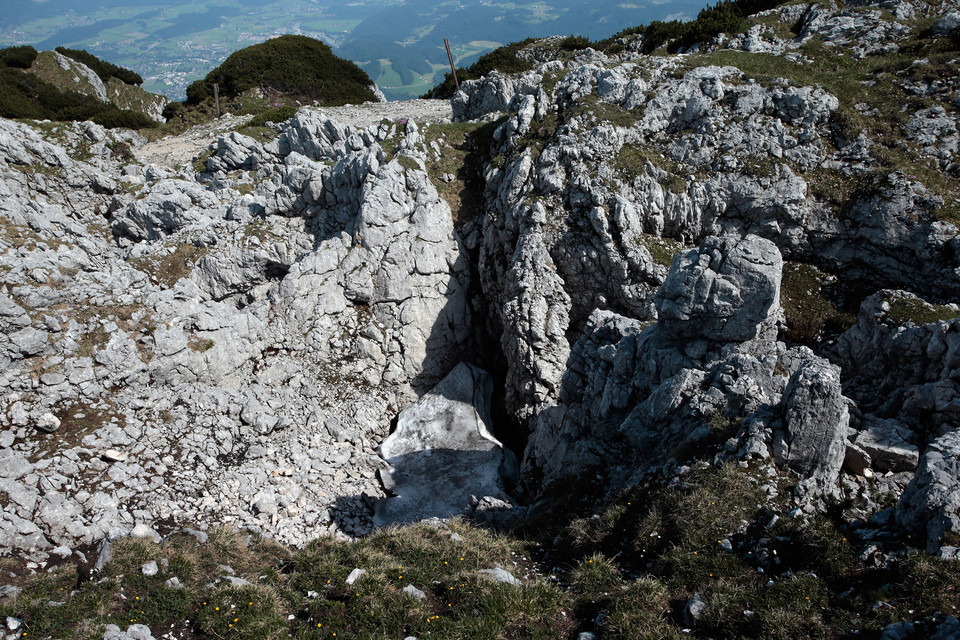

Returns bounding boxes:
[1,0,960,581]
[26,50,169,123]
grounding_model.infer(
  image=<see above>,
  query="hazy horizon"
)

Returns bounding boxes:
[0,0,710,100]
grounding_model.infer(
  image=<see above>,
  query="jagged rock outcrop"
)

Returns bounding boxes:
[655,235,782,343]
[0,101,474,555]
[772,359,849,494]
[898,430,960,552]
[52,51,109,103]
[524,234,849,498]
[112,179,225,241]
[832,290,960,432]
[452,70,546,122]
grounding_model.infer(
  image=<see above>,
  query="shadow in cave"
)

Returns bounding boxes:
[333,446,517,530]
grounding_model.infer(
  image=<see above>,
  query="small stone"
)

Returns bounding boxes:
[253,496,276,515]
[684,592,707,625]
[0,586,22,599]
[402,584,427,600]
[50,546,72,559]
[183,528,208,544]
[478,567,519,585]
[6,617,23,631]
[102,450,128,463]
[130,523,161,543]
[345,568,366,585]
[141,561,158,576]
[165,577,183,589]
[93,538,112,574]
[937,546,960,560]
[35,413,61,434]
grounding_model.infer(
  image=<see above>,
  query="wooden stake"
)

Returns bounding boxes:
[444,39,460,92]
[213,82,221,118]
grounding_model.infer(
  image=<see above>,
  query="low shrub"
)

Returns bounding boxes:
[558,35,592,52]
[247,105,298,128]
[0,45,38,69]
[55,47,143,85]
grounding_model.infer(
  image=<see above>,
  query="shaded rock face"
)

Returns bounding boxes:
[898,430,960,553]
[375,363,515,526]
[523,234,848,498]
[446,5,960,551]
[831,290,960,433]
[467,56,959,455]
[773,360,849,494]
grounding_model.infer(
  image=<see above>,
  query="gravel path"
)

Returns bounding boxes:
[137,99,453,170]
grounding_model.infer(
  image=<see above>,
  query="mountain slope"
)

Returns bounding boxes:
[1,0,960,638]
[0,45,168,125]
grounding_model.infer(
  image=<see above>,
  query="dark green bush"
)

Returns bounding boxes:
[639,20,685,53]
[559,35,592,51]
[55,47,143,85]
[91,108,156,129]
[669,0,745,52]
[247,106,297,127]
[161,101,185,122]
[185,78,212,104]
[186,35,376,106]
[596,0,786,54]
[0,68,47,118]
[0,45,38,69]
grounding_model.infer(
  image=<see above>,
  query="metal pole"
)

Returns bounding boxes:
[213,82,221,118]
[444,39,460,92]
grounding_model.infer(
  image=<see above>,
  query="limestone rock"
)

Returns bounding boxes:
[854,416,919,473]
[52,51,108,103]
[345,568,366,585]
[773,360,849,493]
[932,11,960,36]
[897,430,960,553]
[402,584,427,600]
[477,567,520,586]
[452,71,545,122]
[207,132,267,172]
[375,363,512,526]
[35,412,61,434]
[831,290,960,434]
[102,623,157,640]
[655,235,782,343]
[112,179,223,241]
